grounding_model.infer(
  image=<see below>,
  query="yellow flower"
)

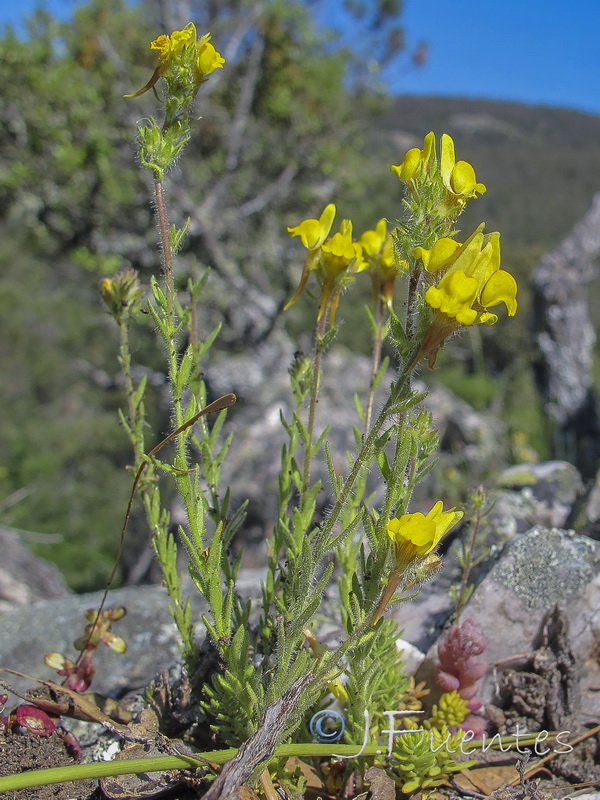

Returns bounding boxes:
[125,24,225,98]
[321,220,364,277]
[196,32,226,76]
[360,219,406,310]
[284,204,336,312]
[319,220,366,323]
[287,203,336,251]
[387,501,463,562]
[391,131,436,183]
[413,237,461,272]
[440,134,486,203]
[150,25,195,66]
[424,224,517,326]
[413,225,517,367]
[285,208,365,323]
[391,132,485,214]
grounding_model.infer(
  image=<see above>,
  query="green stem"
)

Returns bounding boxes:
[153,176,191,503]
[405,266,421,340]
[365,296,385,435]
[301,309,328,501]
[119,317,144,464]
[455,497,484,623]
[0,745,381,794]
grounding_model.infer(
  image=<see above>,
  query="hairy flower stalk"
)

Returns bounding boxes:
[286,205,366,499]
[359,219,405,432]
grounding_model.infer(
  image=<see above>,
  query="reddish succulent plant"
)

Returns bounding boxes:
[435,618,487,735]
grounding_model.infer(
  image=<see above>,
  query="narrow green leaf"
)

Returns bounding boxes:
[175,345,195,396]
[150,275,167,311]
[353,392,365,422]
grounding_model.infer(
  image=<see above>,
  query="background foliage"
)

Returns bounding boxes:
[1,0,599,589]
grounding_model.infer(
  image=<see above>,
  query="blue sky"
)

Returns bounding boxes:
[3,0,600,116]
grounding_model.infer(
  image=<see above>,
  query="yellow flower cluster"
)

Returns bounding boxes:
[151,24,225,77]
[391,131,486,208]
[125,23,224,99]
[285,209,408,322]
[285,204,367,323]
[359,219,407,311]
[418,223,518,327]
[286,133,518,367]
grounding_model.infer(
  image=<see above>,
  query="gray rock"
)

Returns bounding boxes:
[0,527,71,615]
[419,527,600,728]
[532,193,600,478]
[0,585,207,706]
[0,571,265,707]
[493,461,584,529]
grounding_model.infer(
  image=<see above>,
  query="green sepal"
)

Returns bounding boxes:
[316,324,338,352]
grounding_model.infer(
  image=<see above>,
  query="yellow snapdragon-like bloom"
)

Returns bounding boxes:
[287,203,336,251]
[423,224,517,327]
[387,501,463,563]
[150,25,195,67]
[125,23,225,98]
[440,134,486,203]
[319,220,366,323]
[373,501,462,624]
[359,219,406,310]
[391,131,436,184]
[284,204,336,312]
[413,224,518,366]
[413,237,461,272]
[196,31,226,76]
[285,207,365,323]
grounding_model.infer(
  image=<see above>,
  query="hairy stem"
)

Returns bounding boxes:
[365,296,385,434]
[455,497,484,623]
[301,309,328,501]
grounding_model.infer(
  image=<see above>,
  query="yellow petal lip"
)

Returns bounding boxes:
[480,269,518,316]
[359,218,388,256]
[452,161,486,196]
[440,133,485,200]
[391,131,436,183]
[439,133,456,188]
[287,203,336,250]
[426,271,479,326]
[391,147,422,181]
[413,237,461,271]
[197,36,226,74]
